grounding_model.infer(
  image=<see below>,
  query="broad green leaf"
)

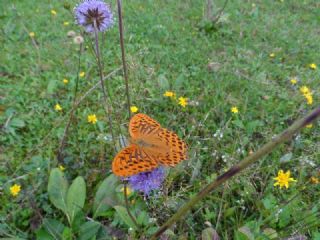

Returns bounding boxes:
[42,218,66,239]
[48,168,68,216]
[36,228,55,240]
[278,206,291,228]
[93,175,119,218]
[67,176,86,224]
[114,205,137,230]
[71,211,86,233]
[62,227,73,240]
[262,194,277,210]
[233,120,245,129]
[312,232,320,239]
[79,221,101,240]
[96,226,109,239]
[137,211,150,226]
[202,227,220,240]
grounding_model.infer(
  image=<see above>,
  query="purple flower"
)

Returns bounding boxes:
[128,167,166,196]
[74,0,113,33]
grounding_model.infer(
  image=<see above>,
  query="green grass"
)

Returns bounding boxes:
[1,0,319,239]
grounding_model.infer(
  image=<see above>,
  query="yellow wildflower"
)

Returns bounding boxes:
[130,106,138,113]
[304,93,313,105]
[300,86,310,95]
[59,165,65,171]
[274,170,296,189]
[231,106,239,114]
[54,104,62,111]
[120,186,132,195]
[29,32,35,37]
[10,184,21,197]
[178,97,188,108]
[163,91,175,98]
[63,21,69,26]
[87,114,98,124]
[79,71,85,77]
[63,79,69,84]
[310,176,319,184]
[309,63,317,70]
[269,53,275,58]
[51,9,57,16]
[290,78,297,85]
[306,124,313,128]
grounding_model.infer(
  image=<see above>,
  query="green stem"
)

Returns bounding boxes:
[212,0,229,23]
[93,20,117,153]
[117,0,131,119]
[151,106,320,239]
[117,0,138,229]
[123,182,139,229]
[57,43,83,162]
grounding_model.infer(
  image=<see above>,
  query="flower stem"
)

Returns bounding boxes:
[116,0,138,229]
[151,106,320,239]
[57,43,83,162]
[117,0,131,119]
[93,20,117,153]
[123,182,139,229]
[212,0,229,23]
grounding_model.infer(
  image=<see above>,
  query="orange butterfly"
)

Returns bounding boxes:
[112,113,187,177]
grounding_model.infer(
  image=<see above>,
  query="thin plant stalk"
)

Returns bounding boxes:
[117,0,131,119]
[151,106,320,239]
[205,0,229,23]
[57,43,83,162]
[117,0,139,229]
[212,0,228,23]
[93,20,117,153]
[123,182,139,229]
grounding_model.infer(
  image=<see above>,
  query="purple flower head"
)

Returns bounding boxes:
[74,0,113,33]
[128,167,166,196]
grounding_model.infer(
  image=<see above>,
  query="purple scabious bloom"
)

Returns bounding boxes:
[74,0,113,33]
[128,167,166,196]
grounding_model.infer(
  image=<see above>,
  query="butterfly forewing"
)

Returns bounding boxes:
[112,145,158,177]
[129,113,161,139]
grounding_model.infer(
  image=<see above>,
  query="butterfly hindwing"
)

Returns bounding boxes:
[143,128,187,166]
[112,145,158,177]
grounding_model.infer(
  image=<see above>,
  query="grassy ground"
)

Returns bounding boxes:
[1,0,319,239]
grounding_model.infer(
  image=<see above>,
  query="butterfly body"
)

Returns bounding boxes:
[112,113,187,177]
[131,138,156,148]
